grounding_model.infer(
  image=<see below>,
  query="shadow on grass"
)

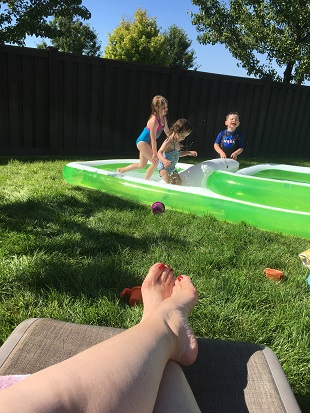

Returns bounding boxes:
[0,190,187,298]
[0,154,138,166]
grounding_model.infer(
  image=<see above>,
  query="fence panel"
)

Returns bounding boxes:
[1,44,310,157]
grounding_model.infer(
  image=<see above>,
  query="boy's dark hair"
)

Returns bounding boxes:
[226,112,240,119]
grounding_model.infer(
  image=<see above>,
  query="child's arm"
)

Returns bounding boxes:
[230,148,243,159]
[231,134,244,159]
[148,115,159,160]
[214,143,226,158]
[214,131,227,158]
[158,137,173,168]
[179,150,198,157]
[163,116,170,136]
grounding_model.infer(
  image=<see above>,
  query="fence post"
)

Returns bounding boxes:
[48,47,59,155]
[253,80,272,156]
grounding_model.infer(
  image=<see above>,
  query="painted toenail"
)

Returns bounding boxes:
[157,263,165,270]
[177,276,183,281]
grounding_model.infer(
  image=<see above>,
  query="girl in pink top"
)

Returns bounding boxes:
[117,95,169,180]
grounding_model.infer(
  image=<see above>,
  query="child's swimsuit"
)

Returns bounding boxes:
[136,115,164,145]
[214,130,244,158]
[158,140,180,175]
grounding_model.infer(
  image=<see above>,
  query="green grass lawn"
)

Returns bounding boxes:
[0,156,309,412]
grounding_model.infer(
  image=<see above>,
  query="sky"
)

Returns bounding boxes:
[25,0,276,82]
[24,0,255,80]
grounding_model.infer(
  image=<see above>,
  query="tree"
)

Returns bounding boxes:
[37,17,102,56]
[104,8,197,69]
[104,8,168,66]
[191,0,310,84]
[0,0,91,46]
[164,24,198,70]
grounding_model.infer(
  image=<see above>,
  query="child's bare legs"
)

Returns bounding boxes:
[117,152,148,174]
[138,141,158,180]
[144,161,158,180]
[160,170,182,185]
[117,142,157,179]
[171,172,182,185]
[159,169,171,183]
[141,263,202,413]
[0,264,199,413]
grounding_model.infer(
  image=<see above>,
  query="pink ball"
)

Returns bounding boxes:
[152,202,165,214]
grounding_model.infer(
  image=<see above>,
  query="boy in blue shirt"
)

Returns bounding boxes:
[214,112,244,160]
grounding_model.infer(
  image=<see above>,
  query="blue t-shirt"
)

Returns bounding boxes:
[214,130,244,157]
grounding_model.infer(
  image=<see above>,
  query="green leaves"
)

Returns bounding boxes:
[0,0,91,45]
[37,16,102,56]
[191,0,310,84]
[104,7,198,70]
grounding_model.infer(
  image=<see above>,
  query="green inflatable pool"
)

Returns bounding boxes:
[63,159,310,239]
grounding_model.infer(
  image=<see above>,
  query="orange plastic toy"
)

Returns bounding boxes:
[120,286,143,306]
[264,268,284,280]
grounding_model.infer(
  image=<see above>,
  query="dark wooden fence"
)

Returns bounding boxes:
[1,44,310,157]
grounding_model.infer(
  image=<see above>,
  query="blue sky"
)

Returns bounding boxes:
[25,0,277,81]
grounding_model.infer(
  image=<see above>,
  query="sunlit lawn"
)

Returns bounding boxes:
[0,156,309,411]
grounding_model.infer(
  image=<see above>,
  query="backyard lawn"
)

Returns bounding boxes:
[0,156,309,412]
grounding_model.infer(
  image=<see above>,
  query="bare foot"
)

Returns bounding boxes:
[141,263,175,321]
[141,263,198,366]
[155,274,199,366]
[117,168,124,174]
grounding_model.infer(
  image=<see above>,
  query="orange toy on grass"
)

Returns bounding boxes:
[264,268,284,280]
[120,286,143,306]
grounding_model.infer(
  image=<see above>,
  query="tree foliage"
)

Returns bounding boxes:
[191,0,310,84]
[163,24,198,70]
[104,8,167,66]
[37,17,102,56]
[0,0,91,46]
[104,8,197,70]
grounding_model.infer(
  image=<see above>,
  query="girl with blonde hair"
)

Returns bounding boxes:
[117,95,170,180]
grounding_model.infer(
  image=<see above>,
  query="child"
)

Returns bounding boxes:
[157,119,197,185]
[117,95,170,180]
[214,112,244,160]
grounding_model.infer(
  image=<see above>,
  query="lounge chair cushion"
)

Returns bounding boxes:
[0,318,301,413]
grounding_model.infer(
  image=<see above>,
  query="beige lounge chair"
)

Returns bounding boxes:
[0,318,302,413]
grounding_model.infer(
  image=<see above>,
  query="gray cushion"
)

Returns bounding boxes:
[0,318,301,413]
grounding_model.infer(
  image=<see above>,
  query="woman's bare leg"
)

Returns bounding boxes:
[141,263,201,413]
[0,264,198,413]
[154,360,201,412]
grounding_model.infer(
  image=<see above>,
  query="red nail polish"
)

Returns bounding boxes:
[177,276,183,281]
[157,263,165,270]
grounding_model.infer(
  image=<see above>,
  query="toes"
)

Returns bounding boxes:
[142,263,177,292]
[173,275,198,301]
[142,263,167,285]
[160,265,175,284]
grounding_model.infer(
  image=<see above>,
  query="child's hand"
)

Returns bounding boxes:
[163,159,172,168]
[189,151,198,157]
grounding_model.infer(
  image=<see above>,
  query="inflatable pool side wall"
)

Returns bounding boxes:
[179,159,239,187]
